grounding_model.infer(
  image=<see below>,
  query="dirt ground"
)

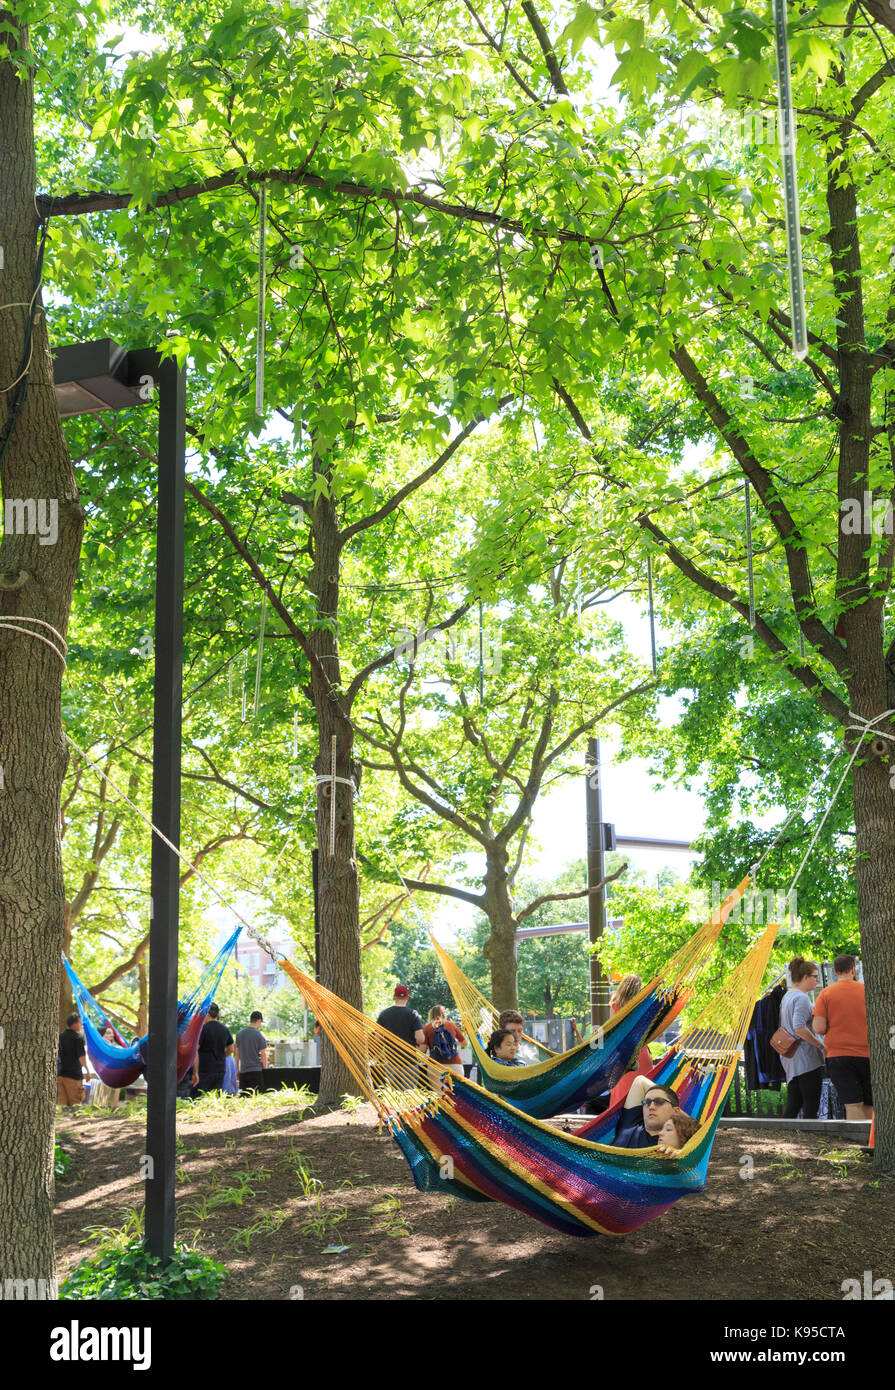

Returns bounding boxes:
[54,1100,894,1301]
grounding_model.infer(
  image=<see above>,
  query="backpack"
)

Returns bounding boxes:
[430,1023,457,1062]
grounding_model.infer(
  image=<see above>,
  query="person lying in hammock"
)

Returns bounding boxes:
[486,1028,523,1066]
[613,1075,692,1150]
[655,1107,701,1157]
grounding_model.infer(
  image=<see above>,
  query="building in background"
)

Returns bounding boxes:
[232,931,294,990]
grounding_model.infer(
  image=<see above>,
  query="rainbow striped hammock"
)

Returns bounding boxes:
[427,878,750,1118]
[63,926,242,1089]
[281,918,779,1237]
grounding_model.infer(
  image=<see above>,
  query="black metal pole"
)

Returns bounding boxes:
[586,736,610,1027]
[145,355,187,1262]
[312,847,320,978]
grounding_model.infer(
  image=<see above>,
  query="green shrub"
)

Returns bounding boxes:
[60,1239,226,1301]
[54,1143,72,1178]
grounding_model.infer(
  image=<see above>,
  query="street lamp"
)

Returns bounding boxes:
[53,338,186,1263]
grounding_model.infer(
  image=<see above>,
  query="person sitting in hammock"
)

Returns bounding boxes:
[486,1028,523,1066]
[654,1107,700,1157]
[613,1074,688,1149]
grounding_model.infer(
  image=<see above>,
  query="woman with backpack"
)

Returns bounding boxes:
[423,1005,467,1076]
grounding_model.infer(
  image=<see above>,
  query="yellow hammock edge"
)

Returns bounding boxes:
[277,915,780,1172]
[428,874,752,1082]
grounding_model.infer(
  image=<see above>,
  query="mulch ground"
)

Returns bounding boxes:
[54,1101,895,1301]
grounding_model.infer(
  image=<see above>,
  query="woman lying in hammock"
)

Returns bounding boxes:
[613,1075,695,1153]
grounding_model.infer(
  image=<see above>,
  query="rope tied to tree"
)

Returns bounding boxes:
[0,615,67,664]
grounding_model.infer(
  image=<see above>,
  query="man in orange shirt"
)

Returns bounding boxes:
[811,954,872,1122]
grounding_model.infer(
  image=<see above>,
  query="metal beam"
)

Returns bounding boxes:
[144,354,186,1263]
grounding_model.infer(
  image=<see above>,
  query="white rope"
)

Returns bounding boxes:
[0,284,41,392]
[329,733,336,854]
[63,734,281,962]
[744,479,755,628]
[254,179,267,415]
[315,773,359,794]
[0,615,67,664]
[783,708,895,902]
[750,746,842,877]
[252,591,267,718]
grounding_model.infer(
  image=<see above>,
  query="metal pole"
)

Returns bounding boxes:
[312,847,320,978]
[145,354,187,1263]
[585,736,610,1027]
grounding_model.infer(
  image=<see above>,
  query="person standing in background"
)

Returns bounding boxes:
[780,957,825,1118]
[376,986,426,1049]
[234,1011,269,1094]
[422,1005,466,1076]
[57,1014,88,1112]
[811,955,872,1122]
[191,1003,234,1097]
[376,985,425,1090]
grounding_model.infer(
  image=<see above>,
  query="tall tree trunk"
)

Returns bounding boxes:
[481,846,518,1009]
[310,483,363,1104]
[846,613,895,1173]
[0,17,83,1293]
[830,138,894,1168]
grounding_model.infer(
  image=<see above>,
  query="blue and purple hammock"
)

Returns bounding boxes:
[63,926,242,1088]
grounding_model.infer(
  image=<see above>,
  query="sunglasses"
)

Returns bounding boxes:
[644,1096,671,1108]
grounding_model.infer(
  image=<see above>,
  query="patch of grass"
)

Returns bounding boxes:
[369,1196,402,1215]
[817,1144,865,1176]
[369,1194,412,1235]
[279,1142,322,1196]
[77,1097,146,1122]
[181,1168,269,1220]
[769,1157,805,1182]
[298,1202,348,1240]
[176,1084,316,1124]
[228,1212,288,1251]
[82,1206,145,1252]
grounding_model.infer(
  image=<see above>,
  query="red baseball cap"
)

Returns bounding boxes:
[394,985,409,999]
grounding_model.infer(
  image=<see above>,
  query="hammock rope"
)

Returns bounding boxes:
[0,615,67,664]
[279,918,780,1236]
[429,878,749,1114]
[63,734,280,960]
[64,925,243,1087]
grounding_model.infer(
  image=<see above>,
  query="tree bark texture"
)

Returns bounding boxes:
[845,610,895,1172]
[481,846,518,1010]
[0,19,83,1291]
[310,487,363,1103]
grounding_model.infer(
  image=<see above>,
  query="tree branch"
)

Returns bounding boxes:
[515,863,628,924]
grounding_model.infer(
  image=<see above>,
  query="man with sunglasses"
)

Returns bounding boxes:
[613,1074,682,1149]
